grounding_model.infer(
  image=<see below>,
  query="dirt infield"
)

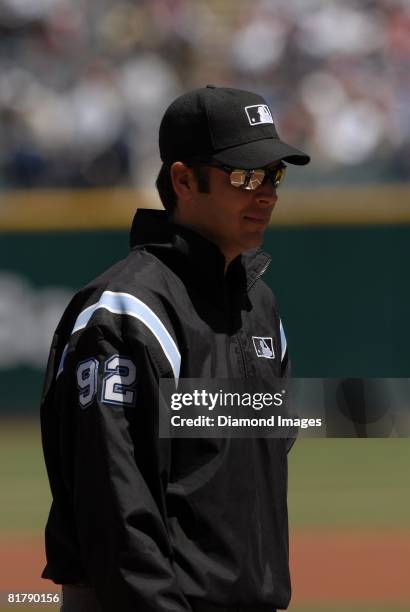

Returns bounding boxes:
[290,530,410,604]
[1,530,409,605]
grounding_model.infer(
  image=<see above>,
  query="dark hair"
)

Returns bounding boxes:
[155,161,210,214]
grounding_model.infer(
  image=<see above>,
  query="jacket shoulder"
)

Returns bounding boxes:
[49,250,181,382]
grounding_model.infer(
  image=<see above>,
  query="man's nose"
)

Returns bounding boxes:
[255,182,278,207]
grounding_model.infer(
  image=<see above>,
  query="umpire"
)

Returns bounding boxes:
[41,86,310,612]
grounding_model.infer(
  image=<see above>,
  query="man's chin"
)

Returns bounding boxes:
[241,231,265,252]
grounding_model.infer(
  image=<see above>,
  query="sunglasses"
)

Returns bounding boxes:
[206,160,287,191]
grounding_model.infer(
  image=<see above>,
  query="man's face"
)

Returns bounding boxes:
[188,163,279,263]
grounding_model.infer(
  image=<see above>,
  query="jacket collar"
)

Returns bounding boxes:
[129,209,271,293]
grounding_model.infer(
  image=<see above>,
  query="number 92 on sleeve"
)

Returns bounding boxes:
[76,355,137,409]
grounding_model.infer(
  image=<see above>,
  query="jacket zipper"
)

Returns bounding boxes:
[247,258,271,291]
[237,257,271,377]
[236,334,248,377]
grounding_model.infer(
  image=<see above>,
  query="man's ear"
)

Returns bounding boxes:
[170,162,196,202]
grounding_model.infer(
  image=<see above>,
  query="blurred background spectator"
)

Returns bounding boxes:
[0,0,408,190]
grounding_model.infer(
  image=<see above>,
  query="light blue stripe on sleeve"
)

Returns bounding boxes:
[56,291,181,381]
[279,319,287,362]
[72,302,98,335]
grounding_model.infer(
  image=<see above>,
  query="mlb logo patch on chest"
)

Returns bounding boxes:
[245,104,274,126]
[252,336,275,359]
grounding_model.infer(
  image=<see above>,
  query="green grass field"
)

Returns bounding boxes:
[0,421,52,534]
[288,438,410,528]
[1,420,409,534]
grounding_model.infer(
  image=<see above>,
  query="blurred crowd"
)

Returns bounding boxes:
[0,0,409,189]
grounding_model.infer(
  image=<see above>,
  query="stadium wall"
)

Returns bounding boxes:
[0,187,409,413]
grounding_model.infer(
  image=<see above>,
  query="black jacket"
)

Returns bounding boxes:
[41,209,291,612]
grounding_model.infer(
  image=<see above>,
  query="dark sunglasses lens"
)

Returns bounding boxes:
[229,169,266,190]
[228,164,286,190]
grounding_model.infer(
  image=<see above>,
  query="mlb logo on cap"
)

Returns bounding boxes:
[245,105,274,126]
[252,337,275,359]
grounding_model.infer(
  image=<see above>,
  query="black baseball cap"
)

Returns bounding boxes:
[159,85,310,169]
